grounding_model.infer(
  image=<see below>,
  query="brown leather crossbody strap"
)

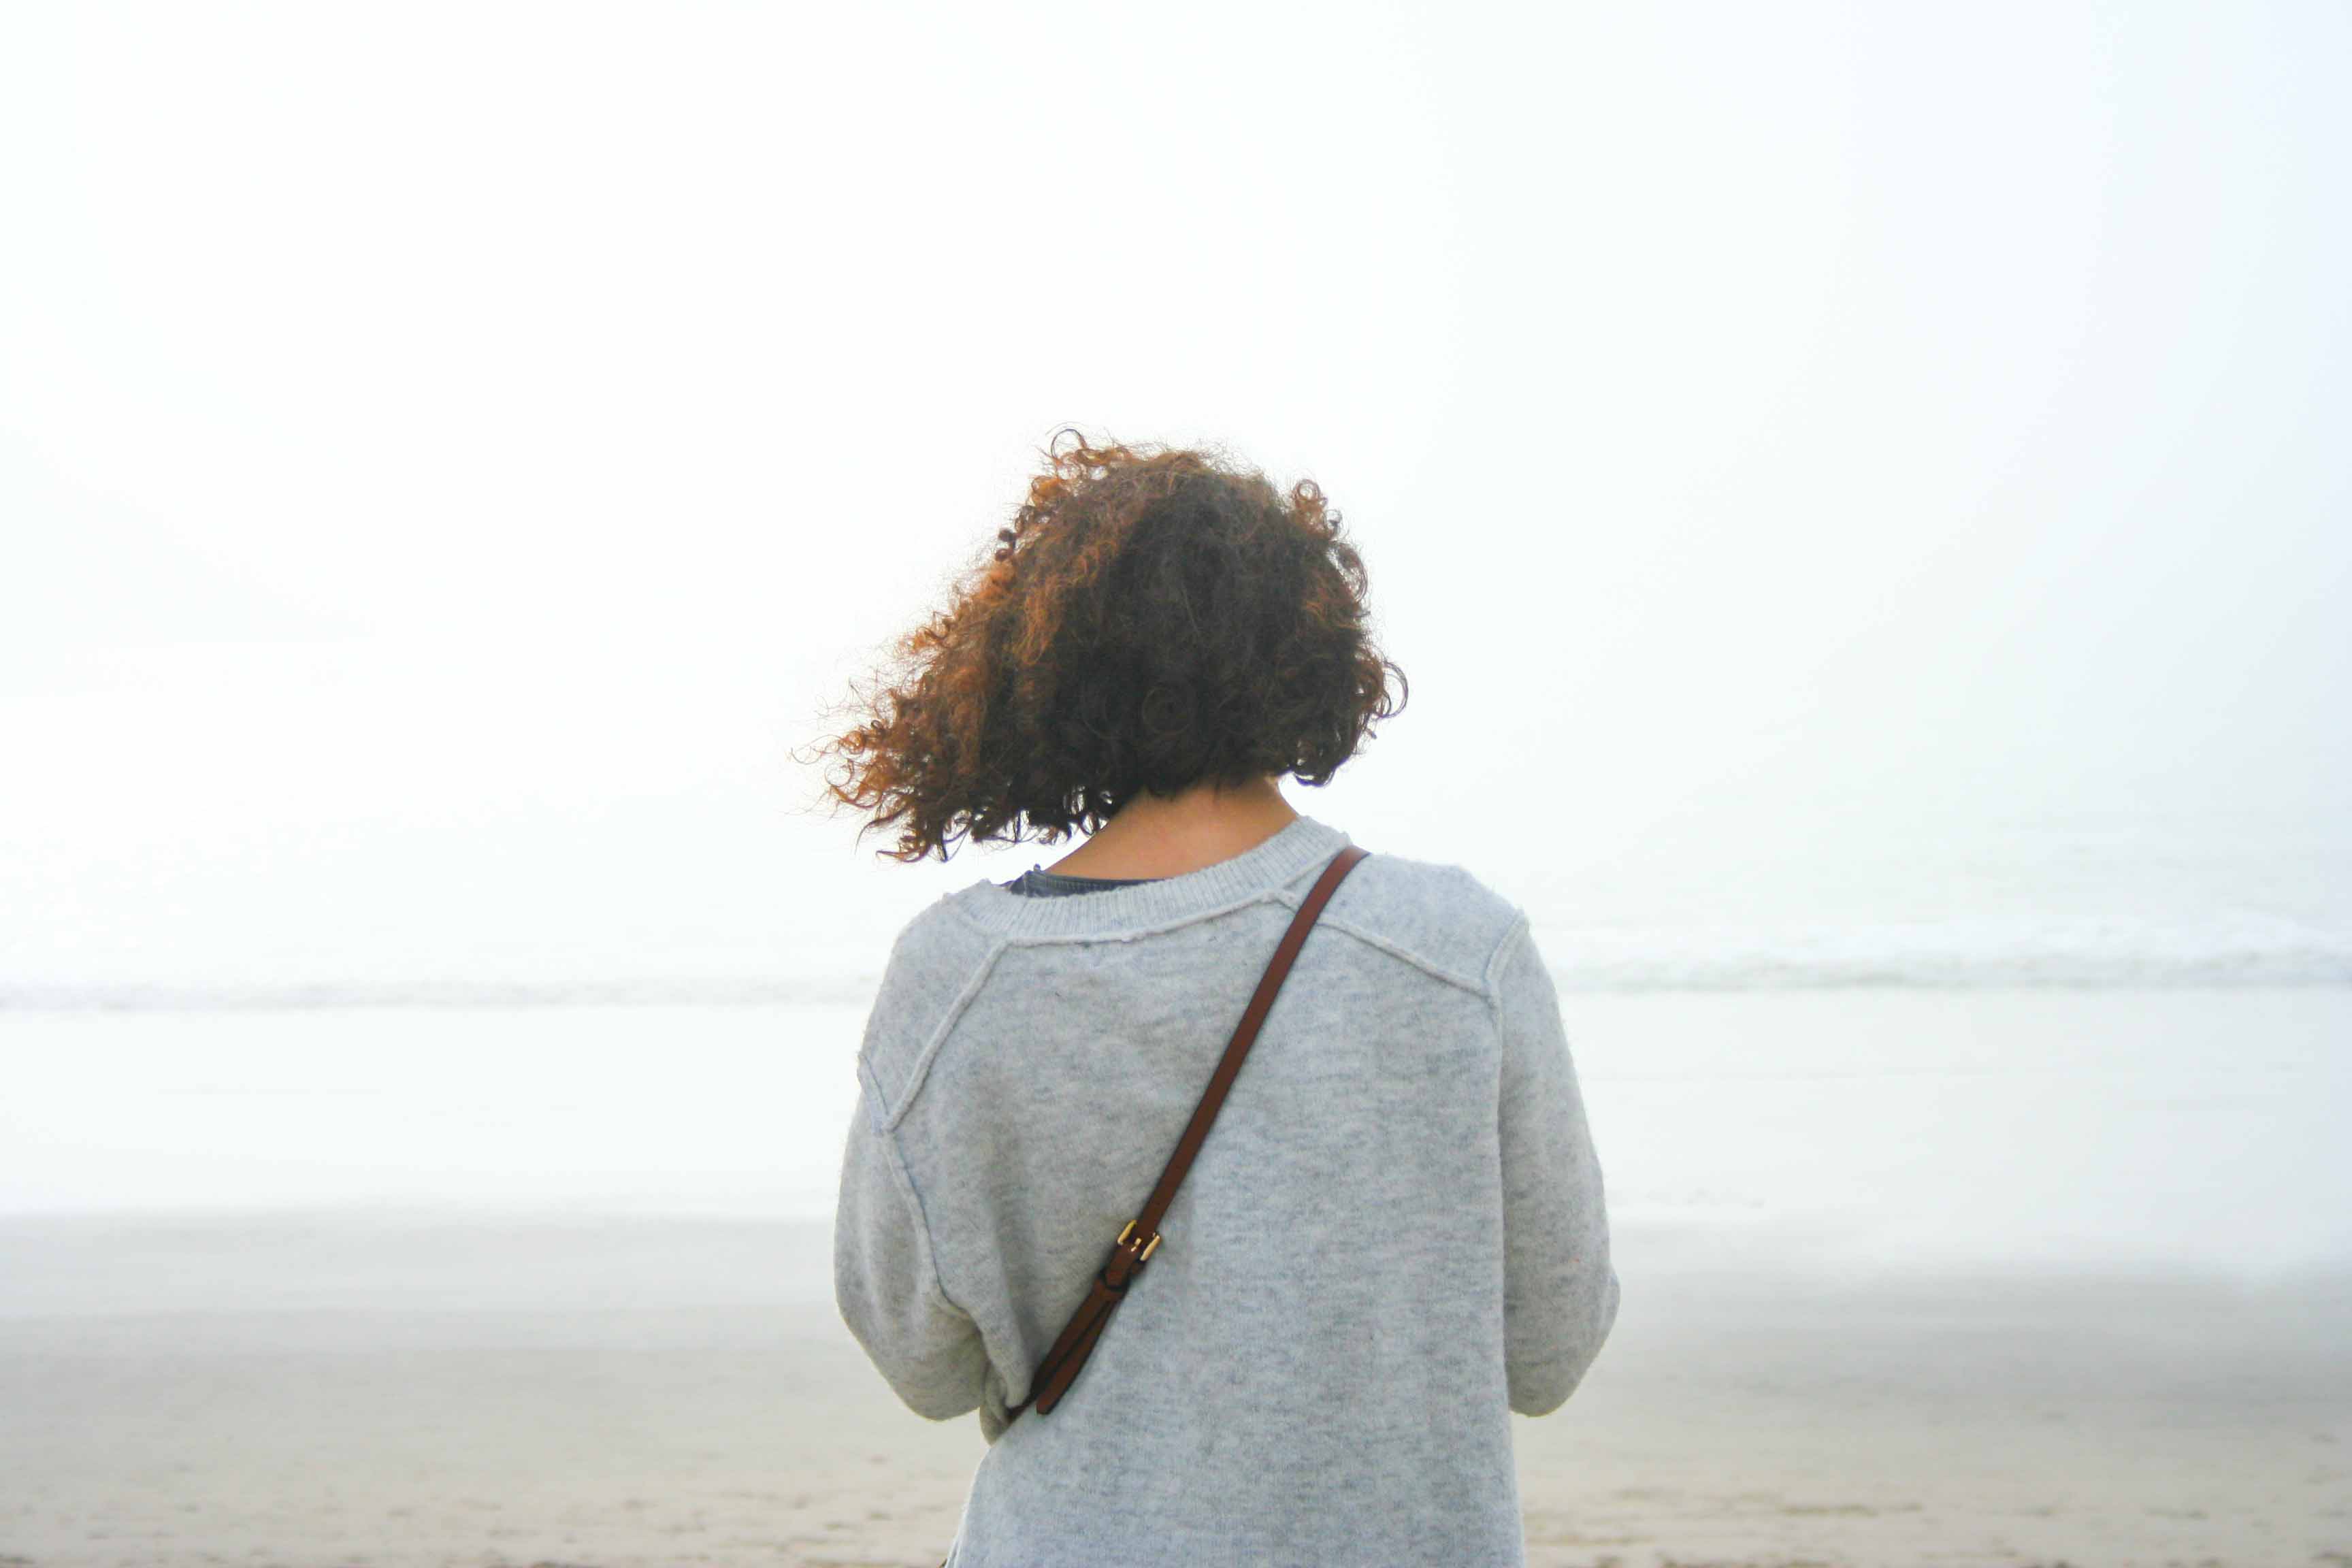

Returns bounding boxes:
[1005,841,1373,1422]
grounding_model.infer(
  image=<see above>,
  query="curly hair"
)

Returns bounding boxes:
[802,428,1407,864]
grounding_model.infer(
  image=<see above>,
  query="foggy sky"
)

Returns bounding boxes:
[3,1,2345,990]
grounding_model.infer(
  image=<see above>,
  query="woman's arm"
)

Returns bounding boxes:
[833,1058,990,1421]
[1489,911,1622,1416]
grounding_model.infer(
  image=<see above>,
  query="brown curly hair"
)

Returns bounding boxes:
[802,428,1407,864]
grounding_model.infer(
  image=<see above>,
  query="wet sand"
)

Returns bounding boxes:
[1,1211,2345,1567]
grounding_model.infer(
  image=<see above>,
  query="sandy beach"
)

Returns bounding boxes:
[5,983,2347,1565]
[2,1208,2346,1568]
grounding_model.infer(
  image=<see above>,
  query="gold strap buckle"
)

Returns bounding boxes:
[1117,1218,1162,1262]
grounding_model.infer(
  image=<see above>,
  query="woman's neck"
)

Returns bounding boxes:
[1045,777,1300,881]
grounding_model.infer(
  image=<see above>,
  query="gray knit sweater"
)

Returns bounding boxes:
[833,811,1620,1566]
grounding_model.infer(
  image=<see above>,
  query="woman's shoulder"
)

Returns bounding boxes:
[1318,845,1528,997]
[855,894,1002,1127]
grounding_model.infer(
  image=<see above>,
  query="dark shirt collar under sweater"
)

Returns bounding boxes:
[1003,865,1163,896]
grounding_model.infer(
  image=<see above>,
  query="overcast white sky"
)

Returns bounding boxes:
[2,1,2345,991]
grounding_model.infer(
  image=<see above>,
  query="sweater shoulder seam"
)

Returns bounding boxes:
[872,931,1010,1132]
[1482,906,1537,1017]
[1308,906,1492,996]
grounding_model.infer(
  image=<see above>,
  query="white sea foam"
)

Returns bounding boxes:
[3,908,2344,1011]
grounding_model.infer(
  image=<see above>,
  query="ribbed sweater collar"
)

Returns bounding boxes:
[951,811,1354,940]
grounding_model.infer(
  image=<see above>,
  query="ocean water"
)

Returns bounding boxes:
[3,987,2345,1281]
[2,803,2346,1004]
[3,806,2345,1269]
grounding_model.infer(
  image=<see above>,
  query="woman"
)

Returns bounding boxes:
[812,431,1620,1566]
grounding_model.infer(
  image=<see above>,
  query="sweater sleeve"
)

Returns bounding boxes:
[833,1055,990,1422]
[1490,911,1620,1416]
